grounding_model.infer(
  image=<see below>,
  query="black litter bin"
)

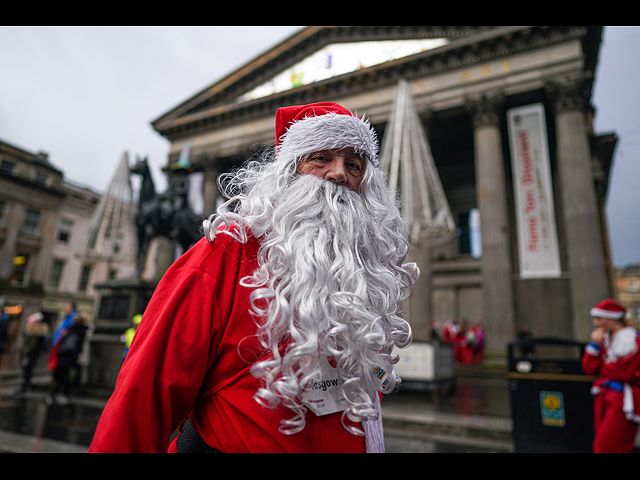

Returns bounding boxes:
[507,337,595,453]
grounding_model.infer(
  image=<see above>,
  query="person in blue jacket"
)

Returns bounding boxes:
[47,302,77,372]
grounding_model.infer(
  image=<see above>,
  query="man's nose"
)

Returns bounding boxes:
[325,159,347,185]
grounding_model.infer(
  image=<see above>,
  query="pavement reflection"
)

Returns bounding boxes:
[385,375,511,418]
[0,369,106,452]
[0,395,101,447]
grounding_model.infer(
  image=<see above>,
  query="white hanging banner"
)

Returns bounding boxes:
[507,103,561,278]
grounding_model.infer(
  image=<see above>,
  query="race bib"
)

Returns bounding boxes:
[302,356,395,416]
[302,356,347,416]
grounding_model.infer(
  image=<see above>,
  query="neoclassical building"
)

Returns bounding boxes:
[151,26,616,354]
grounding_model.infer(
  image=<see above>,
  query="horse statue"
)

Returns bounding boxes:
[130,156,202,276]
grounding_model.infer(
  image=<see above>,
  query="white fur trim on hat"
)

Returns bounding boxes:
[277,112,379,167]
[591,307,625,319]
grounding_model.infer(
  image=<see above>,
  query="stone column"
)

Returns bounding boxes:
[406,241,432,341]
[546,74,611,341]
[468,92,516,353]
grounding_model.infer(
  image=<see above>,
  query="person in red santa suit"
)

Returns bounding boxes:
[89,102,418,453]
[582,298,640,453]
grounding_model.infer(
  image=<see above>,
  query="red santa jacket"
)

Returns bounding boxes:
[89,228,366,453]
[582,326,640,423]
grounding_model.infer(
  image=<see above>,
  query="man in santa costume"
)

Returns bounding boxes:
[89,102,417,453]
[582,298,640,453]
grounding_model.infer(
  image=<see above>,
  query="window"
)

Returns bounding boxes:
[457,208,482,258]
[11,253,30,287]
[48,259,65,289]
[33,172,48,187]
[0,199,5,222]
[78,265,92,292]
[0,160,15,175]
[469,208,482,258]
[57,218,73,243]
[113,233,124,254]
[22,209,40,235]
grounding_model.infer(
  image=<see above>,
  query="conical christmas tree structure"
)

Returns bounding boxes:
[379,79,455,245]
[77,152,136,267]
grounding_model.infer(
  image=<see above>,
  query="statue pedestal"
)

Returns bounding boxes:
[87,277,156,389]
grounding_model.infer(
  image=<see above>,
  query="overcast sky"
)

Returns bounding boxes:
[1,26,639,268]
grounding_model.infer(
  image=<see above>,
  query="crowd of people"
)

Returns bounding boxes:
[3,302,91,404]
[0,301,99,405]
[1,300,142,406]
[432,316,485,365]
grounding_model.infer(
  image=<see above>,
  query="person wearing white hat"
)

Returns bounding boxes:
[90,102,417,453]
[16,312,49,393]
[582,298,640,452]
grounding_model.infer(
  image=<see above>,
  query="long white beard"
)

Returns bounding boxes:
[203,157,417,441]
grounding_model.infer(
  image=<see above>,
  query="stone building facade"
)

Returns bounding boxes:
[616,264,640,322]
[0,139,136,366]
[151,26,616,353]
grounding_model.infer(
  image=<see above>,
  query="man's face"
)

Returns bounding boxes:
[296,147,366,193]
[592,315,619,332]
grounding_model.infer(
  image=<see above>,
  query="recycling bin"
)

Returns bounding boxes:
[507,337,595,453]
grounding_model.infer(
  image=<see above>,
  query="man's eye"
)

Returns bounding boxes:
[347,162,363,173]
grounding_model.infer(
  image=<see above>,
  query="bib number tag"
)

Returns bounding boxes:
[301,357,395,416]
[302,356,347,416]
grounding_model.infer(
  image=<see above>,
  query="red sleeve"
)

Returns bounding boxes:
[89,238,234,453]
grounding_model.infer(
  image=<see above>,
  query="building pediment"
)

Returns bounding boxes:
[150,26,487,140]
[151,26,602,143]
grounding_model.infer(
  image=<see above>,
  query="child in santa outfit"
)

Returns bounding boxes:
[582,298,640,453]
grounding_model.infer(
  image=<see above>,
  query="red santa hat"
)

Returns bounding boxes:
[590,298,627,320]
[275,102,379,167]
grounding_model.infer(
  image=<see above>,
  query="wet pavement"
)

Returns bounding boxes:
[382,375,513,452]
[0,369,106,452]
[385,375,511,419]
[0,365,513,453]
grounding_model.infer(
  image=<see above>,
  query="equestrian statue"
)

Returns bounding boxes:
[130,156,202,276]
